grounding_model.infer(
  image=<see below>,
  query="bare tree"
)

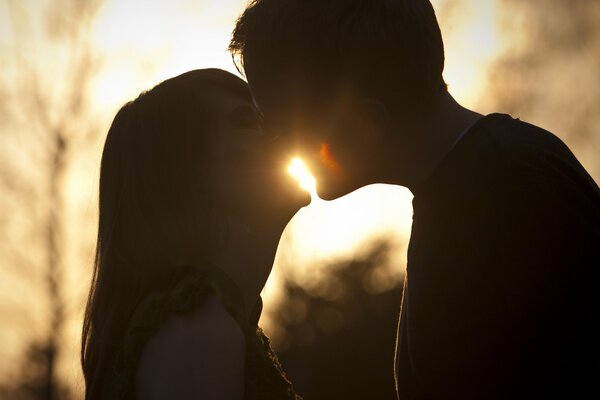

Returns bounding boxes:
[0,0,104,398]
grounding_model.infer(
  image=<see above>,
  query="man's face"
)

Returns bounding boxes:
[247,67,385,200]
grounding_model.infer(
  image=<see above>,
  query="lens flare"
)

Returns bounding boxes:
[319,142,339,173]
[288,157,319,202]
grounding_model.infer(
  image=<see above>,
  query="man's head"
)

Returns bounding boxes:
[230,0,447,199]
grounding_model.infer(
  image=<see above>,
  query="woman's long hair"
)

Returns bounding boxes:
[81,69,252,399]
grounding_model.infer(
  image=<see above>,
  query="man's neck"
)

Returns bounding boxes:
[386,93,483,192]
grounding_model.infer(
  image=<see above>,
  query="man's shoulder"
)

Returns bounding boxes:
[473,114,572,167]
[420,113,599,213]
[465,114,599,217]
[468,113,596,190]
[424,114,576,192]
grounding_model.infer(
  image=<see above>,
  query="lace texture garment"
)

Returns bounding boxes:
[111,264,302,399]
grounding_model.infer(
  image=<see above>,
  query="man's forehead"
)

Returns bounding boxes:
[250,84,330,123]
[245,66,359,140]
[247,66,322,108]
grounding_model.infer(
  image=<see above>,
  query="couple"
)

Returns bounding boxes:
[82,1,600,399]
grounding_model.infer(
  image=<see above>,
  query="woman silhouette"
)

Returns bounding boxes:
[81,69,305,399]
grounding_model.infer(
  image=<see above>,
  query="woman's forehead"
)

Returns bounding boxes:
[195,84,254,113]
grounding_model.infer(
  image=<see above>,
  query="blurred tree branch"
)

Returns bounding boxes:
[0,0,105,398]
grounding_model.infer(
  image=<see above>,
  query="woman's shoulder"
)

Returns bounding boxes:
[135,294,246,399]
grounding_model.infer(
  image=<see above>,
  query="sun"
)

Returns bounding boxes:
[287,157,319,202]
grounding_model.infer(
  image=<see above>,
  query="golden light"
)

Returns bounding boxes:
[288,157,319,202]
[0,0,548,394]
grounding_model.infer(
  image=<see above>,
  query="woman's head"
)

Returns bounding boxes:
[82,69,303,398]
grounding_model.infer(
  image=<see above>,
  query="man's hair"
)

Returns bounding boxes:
[230,0,447,110]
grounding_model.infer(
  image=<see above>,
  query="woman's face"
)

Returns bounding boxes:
[201,86,309,311]
[206,87,309,228]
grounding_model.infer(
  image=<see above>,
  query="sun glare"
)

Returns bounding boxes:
[288,157,319,202]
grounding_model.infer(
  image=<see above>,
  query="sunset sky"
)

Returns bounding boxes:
[1,0,598,396]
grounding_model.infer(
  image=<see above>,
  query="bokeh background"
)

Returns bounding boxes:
[0,0,598,398]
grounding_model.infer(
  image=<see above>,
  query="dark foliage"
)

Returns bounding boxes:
[0,341,73,400]
[273,243,403,400]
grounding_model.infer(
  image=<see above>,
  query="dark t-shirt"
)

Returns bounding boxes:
[395,113,600,399]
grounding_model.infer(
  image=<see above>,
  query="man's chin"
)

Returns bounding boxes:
[317,181,363,201]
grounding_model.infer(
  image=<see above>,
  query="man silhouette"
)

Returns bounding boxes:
[230,1,600,398]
